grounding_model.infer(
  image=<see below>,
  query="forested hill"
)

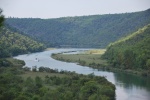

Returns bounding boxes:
[102,24,150,76]
[0,26,45,58]
[5,9,150,48]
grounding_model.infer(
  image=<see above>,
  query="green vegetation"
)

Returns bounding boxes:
[6,9,150,48]
[0,8,4,27]
[0,65,115,100]
[0,26,46,58]
[0,8,46,58]
[85,49,106,54]
[102,24,150,76]
[52,50,108,69]
[0,58,25,68]
[21,71,69,80]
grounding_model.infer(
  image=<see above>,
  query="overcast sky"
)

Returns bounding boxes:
[0,0,150,19]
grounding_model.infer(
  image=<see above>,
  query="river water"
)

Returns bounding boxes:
[14,49,150,100]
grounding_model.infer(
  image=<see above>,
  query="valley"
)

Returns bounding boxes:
[0,8,150,100]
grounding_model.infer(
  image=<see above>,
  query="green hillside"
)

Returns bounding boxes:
[0,26,46,58]
[102,24,150,76]
[5,9,150,48]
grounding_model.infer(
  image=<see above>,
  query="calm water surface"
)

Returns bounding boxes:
[14,49,150,100]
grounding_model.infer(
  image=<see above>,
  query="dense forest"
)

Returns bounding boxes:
[0,65,115,100]
[0,26,46,58]
[102,24,150,76]
[5,9,150,48]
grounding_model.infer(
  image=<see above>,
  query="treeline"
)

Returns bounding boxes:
[0,26,46,58]
[5,9,150,48]
[102,24,150,76]
[0,65,115,100]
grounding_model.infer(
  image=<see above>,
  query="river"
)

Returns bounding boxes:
[14,49,150,100]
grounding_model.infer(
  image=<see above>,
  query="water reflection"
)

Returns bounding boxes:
[114,72,150,91]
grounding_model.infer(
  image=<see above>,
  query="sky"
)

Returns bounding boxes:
[0,0,150,19]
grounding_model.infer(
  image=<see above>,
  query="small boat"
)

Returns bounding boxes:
[35,58,39,62]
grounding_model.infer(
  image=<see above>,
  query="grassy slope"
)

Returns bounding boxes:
[0,26,45,57]
[102,24,150,76]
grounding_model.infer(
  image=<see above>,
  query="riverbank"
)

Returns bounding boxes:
[45,48,56,51]
[14,48,150,100]
[51,49,150,77]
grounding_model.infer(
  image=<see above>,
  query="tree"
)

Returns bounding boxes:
[35,76,43,88]
[0,8,4,27]
[80,81,99,99]
[123,49,135,69]
[146,59,150,70]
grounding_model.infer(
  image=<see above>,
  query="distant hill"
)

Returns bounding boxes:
[102,24,150,75]
[6,9,150,48]
[0,26,46,58]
